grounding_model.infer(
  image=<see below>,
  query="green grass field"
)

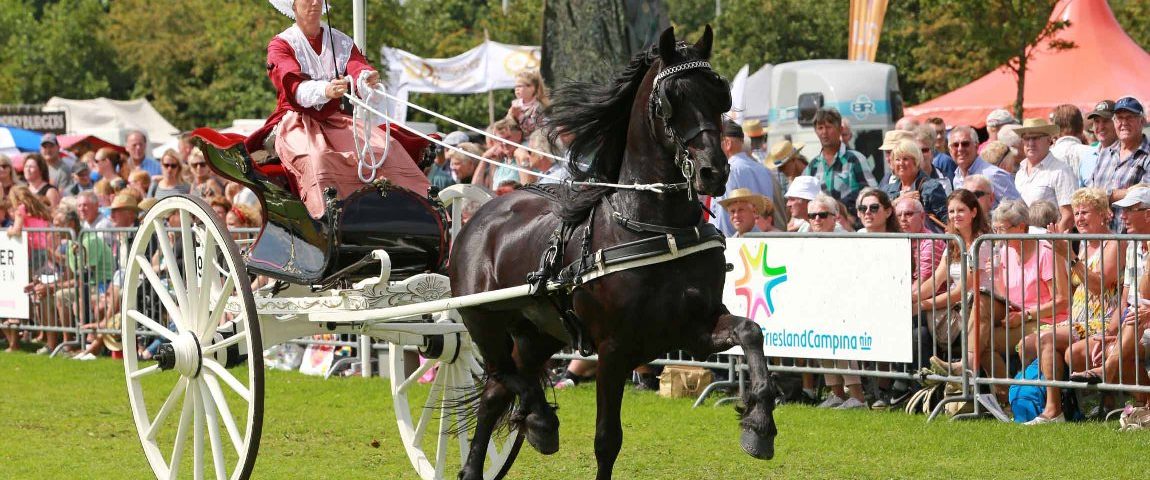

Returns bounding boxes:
[1,351,1147,479]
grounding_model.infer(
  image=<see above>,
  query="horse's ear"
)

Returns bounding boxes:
[694,25,714,59]
[658,26,678,64]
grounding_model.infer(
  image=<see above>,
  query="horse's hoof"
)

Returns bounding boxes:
[740,430,774,460]
[525,412,560,455]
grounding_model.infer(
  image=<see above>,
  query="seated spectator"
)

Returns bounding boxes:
[0,154,19,199]
[719,188,769,237]
[22,153,61,208]
[807,193,866,409]
[149,150,192,200]
[1026,200,1060,233]
[883,140,948,231]
[898,196,948,358]
[523,130,567,185]
[128,170,152,199]
[755,197,779,233]
[74,191,107,230]
[1068,187,1150,408]
[227,203,263,230]
[913,125,952,193]
[188,148,224,199]
[92,147,126,182]
[856,187,899,233]
[473,118,523,190]
[981,141,1019,175]
[784,176,820,232]
[447,142,483,184]
[67,162,94,196]
[1020,188,1124,422]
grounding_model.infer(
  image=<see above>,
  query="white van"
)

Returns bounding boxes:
[759,60,902,180]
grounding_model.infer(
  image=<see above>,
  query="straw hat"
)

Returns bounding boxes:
[101,314,122,352]
[718,188,768,214]
[878,129,916,151]
[1013,118,1059,137]
[110,193,142,212]
[742,119,766,138]
[766,140,805,167]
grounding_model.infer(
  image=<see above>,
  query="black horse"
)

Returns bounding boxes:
[449,26,776,480]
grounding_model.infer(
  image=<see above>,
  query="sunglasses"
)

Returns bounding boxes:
[189,162,207,168]
[949,141,972,148]
[162,163,180,169]
[809,211,833,220]
[971,190,989,198]
[858,204,883,214]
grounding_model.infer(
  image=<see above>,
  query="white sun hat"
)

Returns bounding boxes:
[269,0,329,19]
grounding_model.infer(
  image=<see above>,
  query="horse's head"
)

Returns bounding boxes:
[648,25,731,197]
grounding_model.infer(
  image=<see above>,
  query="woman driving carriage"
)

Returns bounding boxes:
[247,0,429,219]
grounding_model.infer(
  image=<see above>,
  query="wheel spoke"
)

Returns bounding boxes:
[127,309,179,343]
[146,377,189,441]
[412,379,441,448]
[200,274,234,340]
[192,381,205,480]
[130,364,163,380]
[398,358,437,395]
[202,331,246,356]
[135,255,185,331]
[152,219,189,319]
[196,231,219,337]
[181,211,201,326]
[167,381,195,480]
[203,374,244,456]
[434,366,452,475]
[197,380,228,480]
[203,359,251,402]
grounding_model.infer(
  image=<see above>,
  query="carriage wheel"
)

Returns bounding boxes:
[390,330,523,480]
[122,195,263,480]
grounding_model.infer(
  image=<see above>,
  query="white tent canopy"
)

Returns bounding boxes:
[44,97,180,148]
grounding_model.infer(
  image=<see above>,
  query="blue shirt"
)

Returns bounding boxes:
[710,152,777,236]
[933,152,957,180]
[134,157,162,177]
[1078,144,1101,188]
[426,161,455,191]
[952,157,1021,206]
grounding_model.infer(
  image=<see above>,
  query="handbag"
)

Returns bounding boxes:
[657,366,714,399]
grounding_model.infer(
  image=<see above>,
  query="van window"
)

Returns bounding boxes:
[796,93,824,127]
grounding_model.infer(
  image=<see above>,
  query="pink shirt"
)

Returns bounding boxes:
[16,204,50,249]
[997,241,1067,324]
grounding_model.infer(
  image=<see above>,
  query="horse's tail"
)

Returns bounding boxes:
[443,371,525,439]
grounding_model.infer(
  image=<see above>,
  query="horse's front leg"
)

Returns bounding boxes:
[711,313,777,460]
[593,358,628,480]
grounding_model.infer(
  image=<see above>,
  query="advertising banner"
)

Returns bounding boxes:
[0,233,30,319]
[722,237,912,362]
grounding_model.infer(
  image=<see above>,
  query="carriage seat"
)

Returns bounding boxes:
[190,127,447,286]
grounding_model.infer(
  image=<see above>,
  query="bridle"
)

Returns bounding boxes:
[647,58,726,201]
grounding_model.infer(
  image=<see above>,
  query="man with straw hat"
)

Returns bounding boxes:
[1013,118,1078,232]
[742,119,768,163]
[719,188,772,237]
[710,119,780,236]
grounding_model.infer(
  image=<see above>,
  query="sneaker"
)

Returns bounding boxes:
[888,388,915,408]
[1023,413,1065,425]
[35,346,50,355]
[554,378,576,390]
[870,396,890,410]
[836,397,868,410]
[73,352,97,361]
[817,395,845,409]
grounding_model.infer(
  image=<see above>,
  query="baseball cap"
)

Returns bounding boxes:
[1114,96,1144,116]
[722,119,743,138]
[73,162,90,174]
[1086,100,1116,120]
[41,133,58,146]
[1113,187,1150,208]
[443,131,470,147]
[985,109,1017,128]
[784,176,821,201]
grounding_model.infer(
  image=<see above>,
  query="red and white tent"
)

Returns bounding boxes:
[905,0,1150,128]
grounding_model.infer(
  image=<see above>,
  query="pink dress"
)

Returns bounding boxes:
[247,25,429,218]
[997,241,1068,324]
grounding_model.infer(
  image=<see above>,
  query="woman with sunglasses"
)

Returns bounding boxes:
[0,154,22,199]
[187,148,224,199]
[883,139,948,232]
[856,188,900,234]
[148,149,191,201]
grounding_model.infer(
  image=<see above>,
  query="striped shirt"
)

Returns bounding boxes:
[802,143,877,217]
[1088,135,1150,232]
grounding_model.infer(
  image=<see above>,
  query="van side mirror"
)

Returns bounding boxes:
[890,90,904,123]
[797,93,824,127]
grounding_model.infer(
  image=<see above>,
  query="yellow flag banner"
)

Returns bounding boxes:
[848,0,889,62]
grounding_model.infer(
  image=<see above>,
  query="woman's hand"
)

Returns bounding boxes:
[364,71,380,88]
[1123,305,1150,325]
[1003,310,1024,328]
[325,78,350,99]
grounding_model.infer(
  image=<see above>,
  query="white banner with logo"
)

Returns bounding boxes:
[0,233,30,319]
[722,237,912,362]
[382,41,542,121]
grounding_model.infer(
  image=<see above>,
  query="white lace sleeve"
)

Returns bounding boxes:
[295,79,330,109]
